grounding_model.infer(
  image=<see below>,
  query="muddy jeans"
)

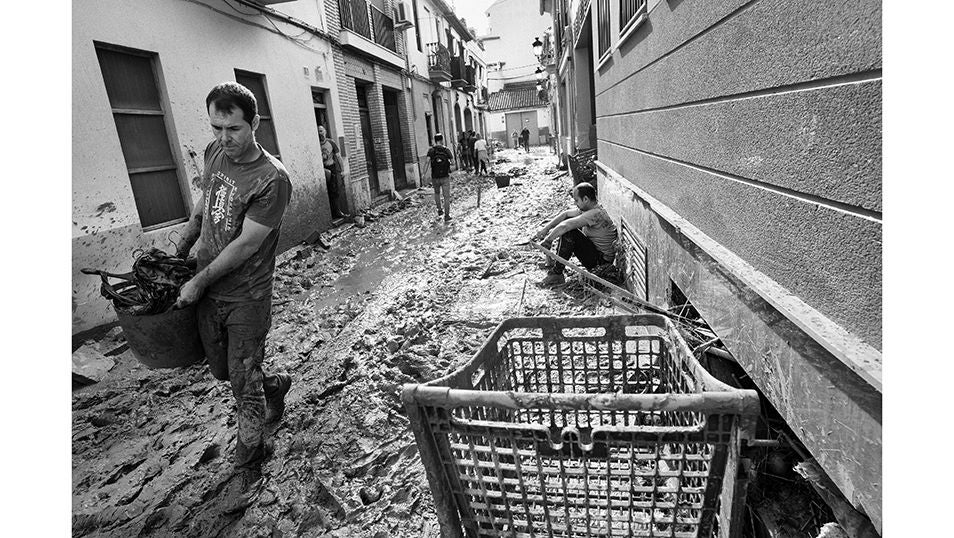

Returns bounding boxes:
[432,175,451,217]
[549,229,609,275]
[197,296,283,471]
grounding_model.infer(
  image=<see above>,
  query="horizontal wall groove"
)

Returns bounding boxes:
[597,69,883,119]
[600,140,883,223]
[595,0,761,99]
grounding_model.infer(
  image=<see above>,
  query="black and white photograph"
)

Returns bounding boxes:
[14,0,920,535]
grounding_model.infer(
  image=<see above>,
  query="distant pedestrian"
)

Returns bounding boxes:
[474,134,490,176]
[511,130,519,149]
[422,133,455,222]
[520,126,531,153]
[457,131,469,171]
[318,125,347,219]
[174,81,293,513]
[466,130,477,173]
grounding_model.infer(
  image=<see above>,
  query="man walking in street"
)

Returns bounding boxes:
[174,82,293,513]
[520,125,531,153]
[532,182,618,287]
[474,133,490,176]
[319,125,347,220]
[422,133,454,222]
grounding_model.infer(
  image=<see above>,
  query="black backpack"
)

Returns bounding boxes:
[431,147,451,177]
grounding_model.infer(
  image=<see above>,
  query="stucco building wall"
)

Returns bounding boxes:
[593,0,882,348]
[586,0,882,529]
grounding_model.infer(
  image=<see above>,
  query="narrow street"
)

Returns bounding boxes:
[72,149,618,537]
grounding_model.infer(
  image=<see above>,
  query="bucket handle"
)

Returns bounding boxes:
[81,268,139,306]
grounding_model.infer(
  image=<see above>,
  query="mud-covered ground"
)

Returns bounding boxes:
[72,149,626,537]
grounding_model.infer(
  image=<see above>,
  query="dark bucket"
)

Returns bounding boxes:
[116,304,204,369]
[494,174,511,188]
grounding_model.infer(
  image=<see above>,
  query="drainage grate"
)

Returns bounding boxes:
[617,220,649,301]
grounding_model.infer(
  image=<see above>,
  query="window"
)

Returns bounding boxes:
[597,0,612,61]
[619,0,647,39]
[235,70,280,159]
[412,0,422,51]
[312,88,330,135]
[95,43,187,229]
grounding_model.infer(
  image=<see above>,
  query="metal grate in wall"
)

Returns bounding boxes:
[617,219,649,301]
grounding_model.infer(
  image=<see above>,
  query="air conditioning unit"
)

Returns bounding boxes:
[394,2,414,30]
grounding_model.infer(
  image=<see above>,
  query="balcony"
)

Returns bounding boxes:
[450,57,476,92]
[370,5,396,52]
[338,0,403,68]
[426,42,451,82]
[463,65,477,93]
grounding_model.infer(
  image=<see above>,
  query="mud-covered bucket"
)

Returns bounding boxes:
[116,304,204,369]
[83,267,204,369]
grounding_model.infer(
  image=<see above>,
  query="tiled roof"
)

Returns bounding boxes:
[487,86,547,112]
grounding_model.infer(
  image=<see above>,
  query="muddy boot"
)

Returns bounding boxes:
[537,273,565,288]
[265,373,292,425]
[220,468,264,514]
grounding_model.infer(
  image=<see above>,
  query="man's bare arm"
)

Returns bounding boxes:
[175,192,205,258]
[532,208,581,243]
[175,217,273,307]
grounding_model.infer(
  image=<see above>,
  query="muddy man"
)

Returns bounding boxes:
[175,81,293,514]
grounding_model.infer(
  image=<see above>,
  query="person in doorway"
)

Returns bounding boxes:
[531,182,618,287]
[457,131,470,171]
[511,130,519,149]
[466,130,478,173]
[473,133,490,176]
[174,82,293,513]
[421,133,455,222]
[318,125,348,220]
[520,125,531,153]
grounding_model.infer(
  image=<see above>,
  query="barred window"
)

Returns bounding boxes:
[597,0,611,59]
[620,0,647,34]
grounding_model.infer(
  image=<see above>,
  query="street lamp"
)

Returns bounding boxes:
[531,37,543,58]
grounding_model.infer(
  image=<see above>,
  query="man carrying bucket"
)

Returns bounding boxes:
[174,82,293,513]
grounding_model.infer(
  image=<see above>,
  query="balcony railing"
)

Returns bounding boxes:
[370,5,396,52]
[339,0,396,53]
[339,0,371,40]
[426,42,451,81]
[463,65,476,92]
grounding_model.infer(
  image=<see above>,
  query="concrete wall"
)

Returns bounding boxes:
[593,0,882,349]
[482,0,552,92]
[589,0,882,529]
[73,0,339,333]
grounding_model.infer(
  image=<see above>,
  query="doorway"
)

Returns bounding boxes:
[383,89,407,190]
[356,83,380,197]
[505,110,539,148]
[313,88,347,217]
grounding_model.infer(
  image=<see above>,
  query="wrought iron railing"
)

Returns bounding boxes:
[426,42,451,73]
[370,5,396,52]
[620,0,647,33]
[339,0,371,40]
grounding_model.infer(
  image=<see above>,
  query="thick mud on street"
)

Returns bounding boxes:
[72,149,622,537]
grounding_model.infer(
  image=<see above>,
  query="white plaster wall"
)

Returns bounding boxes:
[73,0,339,333]
[482,0,552,93]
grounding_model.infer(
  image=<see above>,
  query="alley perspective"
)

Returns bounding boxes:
[71,1,882,538]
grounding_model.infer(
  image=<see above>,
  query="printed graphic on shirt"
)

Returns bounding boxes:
[208,171,237,231]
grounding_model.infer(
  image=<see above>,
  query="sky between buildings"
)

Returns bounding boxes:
[448,0,495,36]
